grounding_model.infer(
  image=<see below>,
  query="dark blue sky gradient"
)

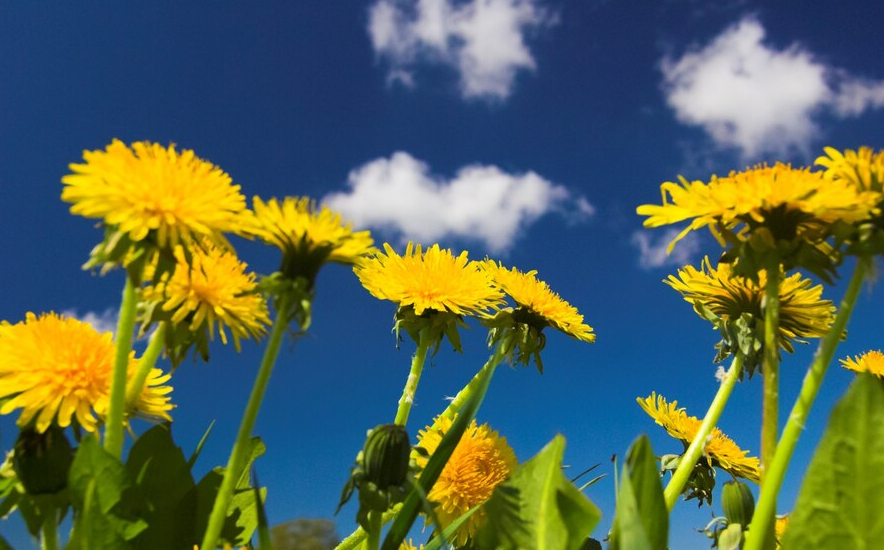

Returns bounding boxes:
[1,2,882,548]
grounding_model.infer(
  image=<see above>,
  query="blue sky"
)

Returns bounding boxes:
[1,1,883,548]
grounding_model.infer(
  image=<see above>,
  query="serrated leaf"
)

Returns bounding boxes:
[609,435,668,550]
[475,435,601,550]
[781,374,884,549]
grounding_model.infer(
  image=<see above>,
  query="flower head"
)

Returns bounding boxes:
[840,350,884,378]
[142,243,269,362]
[667,257,834,354]
[62,140,249,273]
[817,146,884,193]
[0,313,173,433]
[637,163,878,253]
[356,243,502,318]
[638,393,760,482]
[415,415,517,546]
[246,196,374,283]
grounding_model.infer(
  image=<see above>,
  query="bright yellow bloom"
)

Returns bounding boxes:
[840,350,884,377]
[637,163,878,251]
[638,393,760,482]
[415,415,517,546]
[143,243,269,351]
[247,196,374,271]
[400,541,423,550]
[484,262,595,343]
[62,140,248,248]
[356,243,503,317]
[817,146,884,193]
[0,313,173,433]
[667,257,834,353]
[775,514,790,547]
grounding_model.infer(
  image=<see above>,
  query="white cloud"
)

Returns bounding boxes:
[324,151,593,253]
[367,0,553,100]
[62,308,118,335]
[661,17,884,158]
[631,228,700,270]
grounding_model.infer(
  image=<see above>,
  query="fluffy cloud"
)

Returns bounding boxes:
[324,151,593,253]
[631,228,700,270]
[61,308,118,335]
[367,0,553,100]
[661,17,884,158]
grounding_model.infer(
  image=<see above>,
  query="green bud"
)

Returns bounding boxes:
[721,480,755,528]
[12,426,73,495]
[362,424,410,490]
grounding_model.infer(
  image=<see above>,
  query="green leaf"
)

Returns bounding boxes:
[125,425,197,549]
[609,435,668,550]
[782,373,884,549]
[475,435,601,550]
[67,435,147,549]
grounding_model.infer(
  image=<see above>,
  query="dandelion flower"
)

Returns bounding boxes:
[840,350,884,377]
[62,140,248,249]
[142,243,269,353]
[667,257,834,353]
[415,415,517,546]
[817,146,884,193]
[484,262,595,343]
[638,393,760,482]
[0,313,173,433]
[775,514,790,547]
[246,197,374,282]
[637,163,877,251]
[356,243,502,317]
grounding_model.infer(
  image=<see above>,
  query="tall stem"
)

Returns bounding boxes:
[745,259,868,550]
[663,354,744,510]
[761,263,781,481]
[200,293,292,550]
[366,511,382,550]
[41,509,59,550]
[125,322,167,408]
[393,329,432,426]
[104,276,139,458]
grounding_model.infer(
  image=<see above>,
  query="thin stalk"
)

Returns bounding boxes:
[745,259,868,550]
[200,293,292,550]
[440,342,508,420]
[41,510,58,550]
[125,322,167,409]
[393,329,432,426]
[663,354,745,510]
[366,511,382,550]
[104,276,139,458]
[333,506,401,550]
[761,263,781,481]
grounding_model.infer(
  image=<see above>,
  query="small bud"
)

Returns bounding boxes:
[721,480,755,528]
[362,424,410,490]
[12,426,73,495]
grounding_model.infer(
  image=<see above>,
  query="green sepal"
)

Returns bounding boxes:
[721,480,754,528]
[393,306,468,354]
[259,272,314,332]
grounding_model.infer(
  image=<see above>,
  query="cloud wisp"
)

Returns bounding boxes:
[632,228,700,270]
[323,151,593,254]
[367,0,554,100]
[61,308,119,336]
[661,16,884,158]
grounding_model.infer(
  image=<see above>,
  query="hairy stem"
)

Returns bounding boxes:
[393,329,432,426]
[104,276,138,458]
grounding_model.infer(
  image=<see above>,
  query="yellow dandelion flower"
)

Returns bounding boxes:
[638,393,760,482]
[62,140,248,248]
[484,262,595,343]
[637,163,878,251]
[415,415,517,546]
[667,257,834,353]
[246,196,374,280]
[355,243,502,317]
[775,514,790,547]
[0,313,173,433]
[142,243,269,352]
[400,541,423,550]
[840,350,884,377]
[817,146,884,193]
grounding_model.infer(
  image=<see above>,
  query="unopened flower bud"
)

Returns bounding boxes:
[13,426,73,495]
[362,424,410,490]
[721,480,755,528]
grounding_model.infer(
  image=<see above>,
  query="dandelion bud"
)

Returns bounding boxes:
[362,424,410,490]
[12,426,73,495]
[721,480,755,528]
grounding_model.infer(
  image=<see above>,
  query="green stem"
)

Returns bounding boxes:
[393,329,432,426]
[125,322,167,409]
[41,509,58,550]
[663,354,745,510]
[745,258,868,550]
[333,506,401,550]
[200,293,292,550]
[104,275,139,459]
[761,262,781,482]
[440,342,508,420]
[366,511,382,550]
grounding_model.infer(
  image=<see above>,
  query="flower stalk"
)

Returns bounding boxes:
[760,260,781,481]
[104,275,139,459]
[125,322,168,409]
[41,510,59,550]
[199,292,293,550]
[393,328,432,426]
[663,353,744,510]
[745,258,869,550]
